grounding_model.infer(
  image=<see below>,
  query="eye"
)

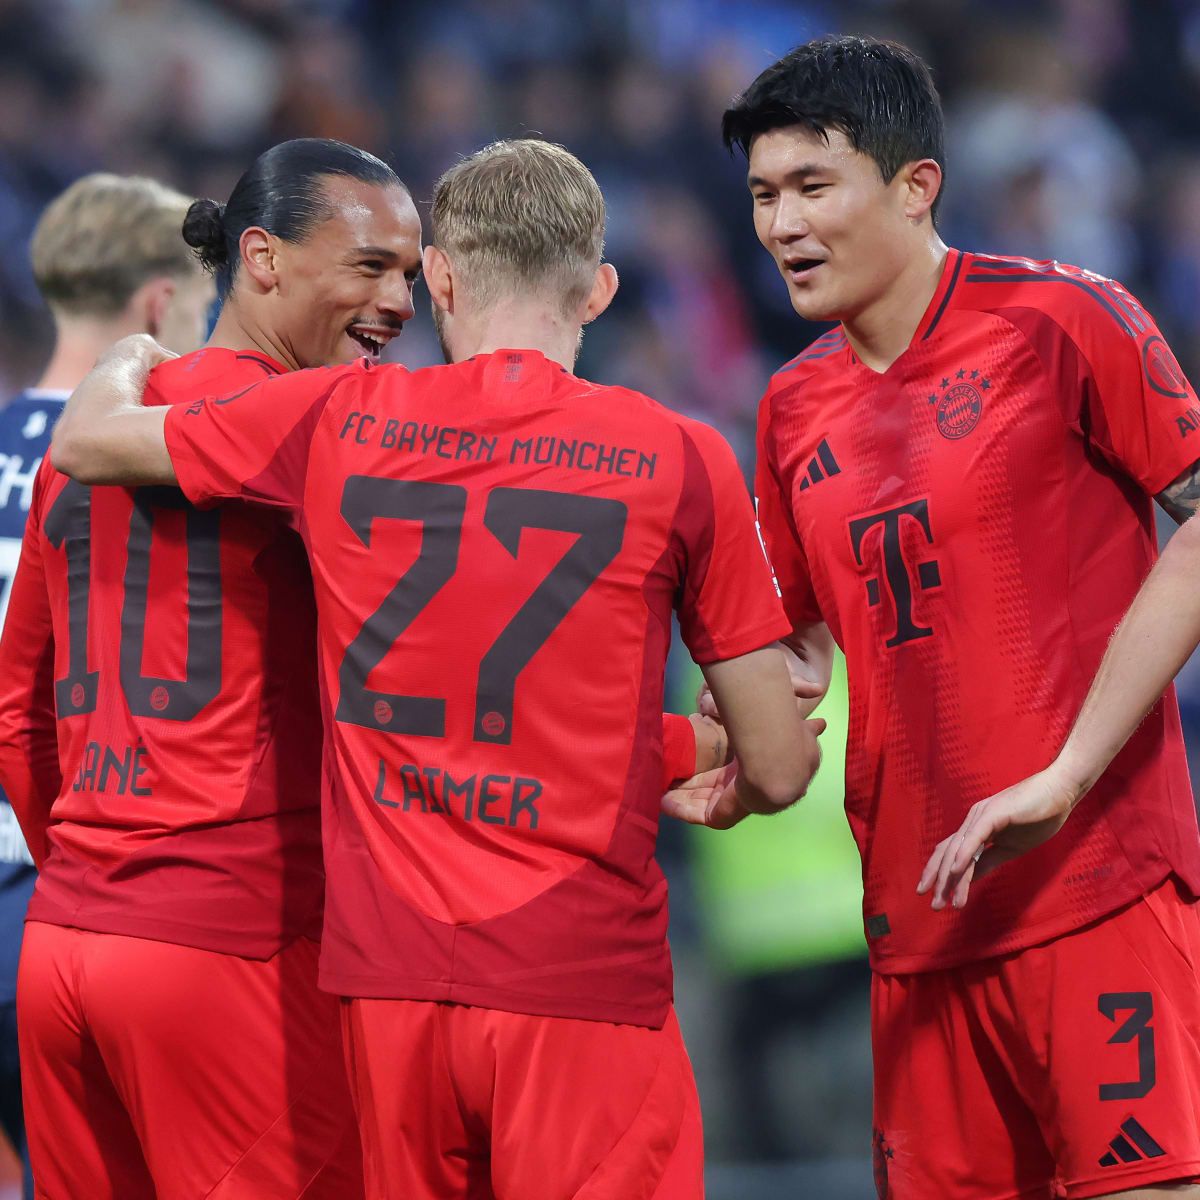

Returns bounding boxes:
[360,259,385,273]
[753,190,776,203]
[801,183,828,195]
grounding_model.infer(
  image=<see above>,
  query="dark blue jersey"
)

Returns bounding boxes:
[0,389,65,1001]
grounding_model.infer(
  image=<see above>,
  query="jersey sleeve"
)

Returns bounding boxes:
[164,363,359,511]
[0,464,62,867]
[1055,277,1200,495]
[754,392,822,627]
[673,419,792,665]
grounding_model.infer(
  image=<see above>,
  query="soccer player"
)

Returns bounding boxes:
[716,35,1200,1200]
[50,137,823,1200]
[0,138,423,1198]
[0,171,212,1197]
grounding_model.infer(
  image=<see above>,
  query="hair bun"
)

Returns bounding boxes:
[182,198,228,270]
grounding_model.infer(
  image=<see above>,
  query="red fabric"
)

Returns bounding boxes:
[19,923,362,1199]
[0,348,326,958]
[340,998,702,1200]
[0,463,60,866]
[871,877,1200,1199]
[165,348,789,1026]
[661,713,697,788]
[756,249,1200,973]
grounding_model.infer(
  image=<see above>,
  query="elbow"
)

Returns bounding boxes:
[738,755,814,814]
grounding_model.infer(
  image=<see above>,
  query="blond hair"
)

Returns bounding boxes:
[31,173,200,316]
[431,139,605,314]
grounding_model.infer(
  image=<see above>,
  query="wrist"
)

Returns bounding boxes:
[1047,750,1094,810]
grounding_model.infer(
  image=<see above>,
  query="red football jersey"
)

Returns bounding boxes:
[0,349,324,958]
[757,249,1200,973]
[164,348,789,1027]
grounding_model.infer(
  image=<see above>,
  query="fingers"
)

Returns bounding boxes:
[705,781,747,830]
[791,675,826,699]
[660,787,717,826]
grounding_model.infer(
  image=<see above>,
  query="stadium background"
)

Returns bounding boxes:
[2,0,1199,1196]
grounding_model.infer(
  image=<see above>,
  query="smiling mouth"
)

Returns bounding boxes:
[783,258,824,279]
[346,323,400,358]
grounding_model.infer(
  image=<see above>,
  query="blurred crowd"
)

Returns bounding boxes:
[2,0,1200,1180]
[3,0,1199,437]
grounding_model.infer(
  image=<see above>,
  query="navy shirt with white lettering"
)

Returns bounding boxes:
[0,389,64,1002]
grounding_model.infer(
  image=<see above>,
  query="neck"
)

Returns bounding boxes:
[448,300,582,370]
[37,314,143,391]
[841,233,950,373]
[206,295,299,371]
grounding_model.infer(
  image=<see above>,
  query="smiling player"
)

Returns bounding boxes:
[718,35,1200,1200]
[0,138,422,1199]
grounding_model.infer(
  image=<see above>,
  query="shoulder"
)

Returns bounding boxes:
[772,327,849,382]
[957,252,1150,340]
[761,328,850,423]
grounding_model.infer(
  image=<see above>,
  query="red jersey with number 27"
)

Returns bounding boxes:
[165,349,789,1028]
[0,349,323,958]
[756,250,1200,974]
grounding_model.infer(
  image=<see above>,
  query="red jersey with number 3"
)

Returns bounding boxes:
[756,249,1200,974]
[0,348,324,958]
[164,349,789,1027]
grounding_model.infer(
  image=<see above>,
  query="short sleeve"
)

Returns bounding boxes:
[754,393,822,626]
[164,363,362,511]
[673,420,791,665]
[1057,276,1200,495]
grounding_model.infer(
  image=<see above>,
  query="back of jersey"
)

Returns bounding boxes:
[22,350,323,959]
[0,390,64,1000]
[298,351,787,1025]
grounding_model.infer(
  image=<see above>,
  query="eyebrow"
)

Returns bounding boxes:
[747,164,829,188]
[351,245,400,260]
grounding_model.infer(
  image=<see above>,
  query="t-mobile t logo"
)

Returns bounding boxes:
[849,499,940,647]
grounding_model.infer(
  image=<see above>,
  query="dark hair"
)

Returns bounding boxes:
[181,138,405,299]
[722,36,946,220]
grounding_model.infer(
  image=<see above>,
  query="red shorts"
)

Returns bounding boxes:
[872,876,1200,1199]
[340,998,703,1200]
[19,923,363,1199]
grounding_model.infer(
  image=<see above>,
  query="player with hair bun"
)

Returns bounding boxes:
[0,137,422,1198]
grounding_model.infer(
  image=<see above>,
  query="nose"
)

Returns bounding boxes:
[378,275,416,325]
[770,192,810,243]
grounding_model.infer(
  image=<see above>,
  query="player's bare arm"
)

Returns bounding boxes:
[51,333,176,487]
[919,512,1200,910]
[1157,456,1200,524]
[698,619,833,721]
[668,642,823,829]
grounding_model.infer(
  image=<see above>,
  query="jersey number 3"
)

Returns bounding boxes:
[336,477,627,746]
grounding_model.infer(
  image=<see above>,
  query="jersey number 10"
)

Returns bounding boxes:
[44,480,221,723]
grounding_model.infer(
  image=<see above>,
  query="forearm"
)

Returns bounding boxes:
[51,334,174,486]
[1056,514,1200,798]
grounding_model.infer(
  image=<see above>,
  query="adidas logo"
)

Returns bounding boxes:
[1099,1117,1165,1167]
[797,439,841,491]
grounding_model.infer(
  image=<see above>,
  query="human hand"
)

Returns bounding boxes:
[916,763,1081,910]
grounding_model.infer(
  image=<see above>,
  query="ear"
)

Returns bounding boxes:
[239,226,279,292]
[582,262,618,324]
[903,158,943,222]
[423,244,454,316]
[130,276,176,339]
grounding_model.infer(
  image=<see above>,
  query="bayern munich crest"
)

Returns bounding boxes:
[927,367,989,440]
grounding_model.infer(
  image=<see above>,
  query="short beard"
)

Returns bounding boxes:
[431,300,452,364]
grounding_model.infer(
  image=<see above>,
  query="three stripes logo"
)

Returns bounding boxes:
[798,438,840,491]
[1099,1116,1166,1168]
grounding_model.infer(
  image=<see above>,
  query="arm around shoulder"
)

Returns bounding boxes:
[51,334,176,486]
